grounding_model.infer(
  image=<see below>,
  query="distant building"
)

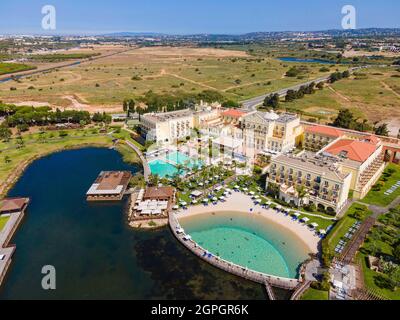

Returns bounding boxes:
[87,171,132,201]
[0,198,30,215]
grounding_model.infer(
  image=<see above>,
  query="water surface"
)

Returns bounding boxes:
[0,148,265,300]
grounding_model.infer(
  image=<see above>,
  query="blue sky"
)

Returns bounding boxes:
[1,0,399,35]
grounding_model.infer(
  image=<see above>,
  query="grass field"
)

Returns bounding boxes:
[0,62,36,75]
[280,67,400,126]
[362,164,400,207]
[0,215,10,231]
[300,288,329,300]
[0,46,341,111]
[0,128,115,196]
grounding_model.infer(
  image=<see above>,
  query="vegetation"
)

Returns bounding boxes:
[358,206,400,299]
[300,287,329,300]
[322,203,372,266]
[0,215,10,231]
[0,62,36,75]
[362,164,400,206]
[27,53,100,62]
[0,102,110,128]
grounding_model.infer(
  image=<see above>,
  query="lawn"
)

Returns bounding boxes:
[362,164,400,207]
[326,203,372,255]
[300,288,329,300]
[0,62,36,75]
[0,215,10,231]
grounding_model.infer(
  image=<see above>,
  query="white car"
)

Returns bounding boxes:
[0,254,6,261]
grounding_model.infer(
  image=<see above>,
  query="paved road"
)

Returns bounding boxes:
[240,66,367,111]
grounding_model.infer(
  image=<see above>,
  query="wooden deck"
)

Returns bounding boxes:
[0,210,26,288]
[169,212,301,291]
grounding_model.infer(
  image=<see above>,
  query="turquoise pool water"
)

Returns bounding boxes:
[149,152,203,177]
[149,159,180,178]
[179,211,310,279]
[165,151,203,169]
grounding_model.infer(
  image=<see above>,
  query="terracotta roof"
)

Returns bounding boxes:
[325,139,378,163]
[305,125,344,138]
[144,187,175,199]
[221,109,245,118]
[96,171,131,190]
[0,198,29,212]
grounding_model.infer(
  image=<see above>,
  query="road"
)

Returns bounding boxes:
[240,66,366,111]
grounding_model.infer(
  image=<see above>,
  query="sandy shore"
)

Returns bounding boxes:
[175,192,320,254]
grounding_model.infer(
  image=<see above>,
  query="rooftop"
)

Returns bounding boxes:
[305,125,344,138]
[0,198,29,213]
[142,109,193,123]
[87,171,132,195]
[144,186,175,200]
[221,109,246,118]
[325,138,380,163]
[272,153,349,181]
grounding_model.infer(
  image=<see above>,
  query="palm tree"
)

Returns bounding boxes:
[149,174,160,187]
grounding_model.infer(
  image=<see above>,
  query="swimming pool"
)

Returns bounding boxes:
[148,159,180,178]
[149,151,203,177]
[179,211,309,279]
[165,151,203,169]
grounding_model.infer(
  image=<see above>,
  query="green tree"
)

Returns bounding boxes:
[374,123,389,137]
[332,109,355,129]
[0,125,12,141]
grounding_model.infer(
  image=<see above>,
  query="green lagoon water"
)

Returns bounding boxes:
[0,148,266,300]
[180,212,310,279]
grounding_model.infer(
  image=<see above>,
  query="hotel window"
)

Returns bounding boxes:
[335,184,340,191]
[306,174,311,180]
[324,181,329,187]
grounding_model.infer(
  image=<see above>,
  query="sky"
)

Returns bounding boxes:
[0,0,399,35]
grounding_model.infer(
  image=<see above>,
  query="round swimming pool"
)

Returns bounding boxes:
[179,211,310,279]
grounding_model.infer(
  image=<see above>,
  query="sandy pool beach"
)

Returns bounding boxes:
[175,192,320,254]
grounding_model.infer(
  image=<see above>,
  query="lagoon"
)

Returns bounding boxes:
[0,148,265,299]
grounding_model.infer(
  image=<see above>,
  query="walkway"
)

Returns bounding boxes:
[123,138,151,182]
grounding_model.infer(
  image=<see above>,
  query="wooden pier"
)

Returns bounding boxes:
[169,213,301,293]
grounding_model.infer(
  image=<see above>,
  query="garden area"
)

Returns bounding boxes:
[362,164,400,207]
[0,214,10,231]
[320,203,372,267]
[300,287,329,300]
[357,205,400,300]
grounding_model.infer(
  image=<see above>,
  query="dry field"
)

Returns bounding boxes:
[0,45,336,113]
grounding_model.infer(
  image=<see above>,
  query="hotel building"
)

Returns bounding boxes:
[304,125,344,151]
[320,135,385,199]
[140,109,195,145]
[241,111,303,154]
[267,153,352,214]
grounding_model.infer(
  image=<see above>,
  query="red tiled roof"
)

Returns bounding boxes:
[221,109,245,118]
[0,198,29,213]
[305,125,344,138]
[144,187,175,199]
[325,139,378,162]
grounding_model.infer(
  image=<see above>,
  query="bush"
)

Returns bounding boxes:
[374,274,396,291]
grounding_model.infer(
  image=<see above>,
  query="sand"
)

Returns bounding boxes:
[175,192,320,254]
